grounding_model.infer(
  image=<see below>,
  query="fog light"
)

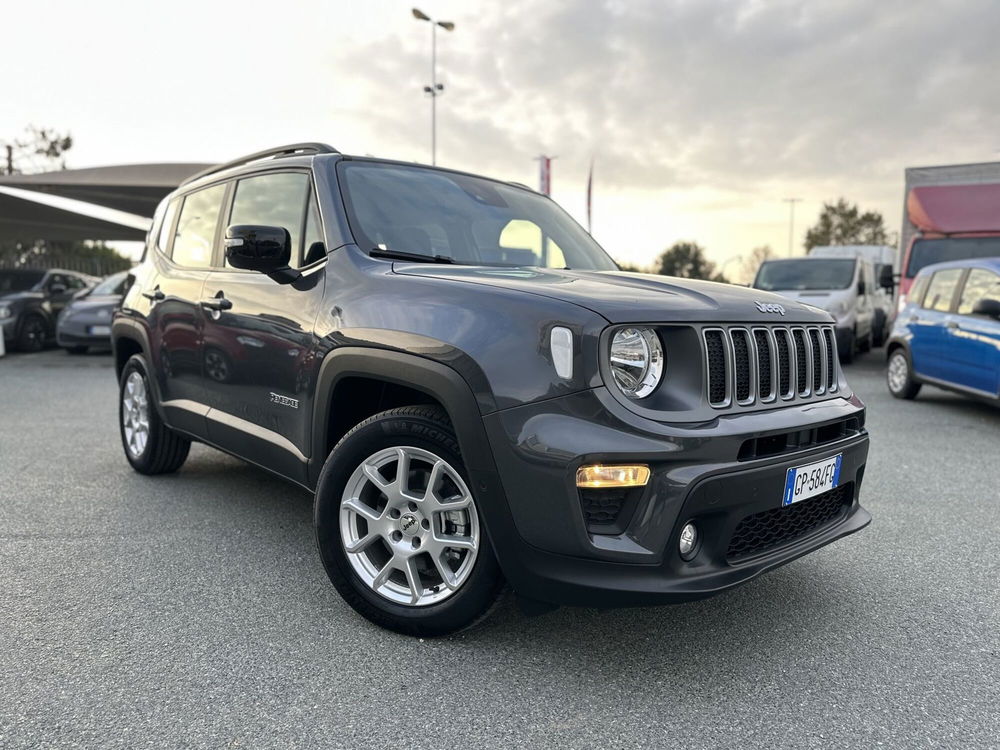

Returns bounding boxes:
[576,464,650,488]
[679,522,698,560]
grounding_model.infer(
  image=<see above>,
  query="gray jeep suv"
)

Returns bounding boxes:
[112,143,871,636]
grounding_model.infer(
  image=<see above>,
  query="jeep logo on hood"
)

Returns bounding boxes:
[754,301,785,315]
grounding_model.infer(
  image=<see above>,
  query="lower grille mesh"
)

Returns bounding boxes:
[726,483,852,561]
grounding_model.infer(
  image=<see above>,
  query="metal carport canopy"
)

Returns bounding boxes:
[0,162,210,242]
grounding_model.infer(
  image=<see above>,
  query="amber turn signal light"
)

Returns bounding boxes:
[575,464,651,489]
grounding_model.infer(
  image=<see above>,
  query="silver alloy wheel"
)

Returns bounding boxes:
[887,351,909,393]
[122,371,151,458]
[340,446,480,606]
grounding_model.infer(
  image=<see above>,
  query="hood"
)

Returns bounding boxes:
[66,294,122,312]
[393,265,833,324]
[0,290,42,304]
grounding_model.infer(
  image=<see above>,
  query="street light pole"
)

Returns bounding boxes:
[413,8,454,165]
[783,198,802,255]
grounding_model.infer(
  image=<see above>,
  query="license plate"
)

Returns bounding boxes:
[781,454,842,507]
[89,325,111,336]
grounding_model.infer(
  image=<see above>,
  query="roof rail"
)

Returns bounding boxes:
[181,142,340,186]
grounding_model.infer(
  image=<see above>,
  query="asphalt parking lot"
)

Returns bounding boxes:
[1,349,998,749]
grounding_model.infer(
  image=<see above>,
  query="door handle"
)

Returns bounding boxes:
[946,320,959,329]
[142,287,165,302]
[199,296,232,312]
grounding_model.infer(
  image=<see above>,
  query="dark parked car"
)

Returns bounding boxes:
[57,270,130,353]
[0,269,97,352]
[886,258,1000,402]
[112,143,871,636]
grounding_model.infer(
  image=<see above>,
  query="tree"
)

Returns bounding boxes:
[654,241,727,282]
[803,198,890,250]
[616,260,647,273]
[739,244,775,285]
[2,125,73,174]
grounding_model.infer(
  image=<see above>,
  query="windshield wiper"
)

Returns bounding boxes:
[369,248,455,264]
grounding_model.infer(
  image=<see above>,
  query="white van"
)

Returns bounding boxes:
[752,256,877,363]
[808,245,896,345]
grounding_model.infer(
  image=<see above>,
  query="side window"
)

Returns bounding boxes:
[227,172,310,268]
[302,190,327,266]
[156,198,180,255]
[958,269,1000,315]
[921,268,963,312]
[66,275,86,290]
[909,273,930,306]
[173,185,225,268]
[46,273,67,290]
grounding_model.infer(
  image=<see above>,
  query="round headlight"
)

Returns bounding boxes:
[609,327,664,399]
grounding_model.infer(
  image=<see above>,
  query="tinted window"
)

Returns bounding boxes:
[157,198,180,254]
[958,269,1000,315]
[173,184,225,268]
[754,259,856,291]
[922,268,963,312]
[228,172,310,268]
[91,271,129,296]
[339,162,617,270]
[906,237,1000,278]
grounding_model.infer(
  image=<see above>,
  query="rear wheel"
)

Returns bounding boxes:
[119,355,191,474]
[840,331,856,364]
[859,329,872,354]
[887,349,921,400]
[315,406,505,636]
[16,314,47,352]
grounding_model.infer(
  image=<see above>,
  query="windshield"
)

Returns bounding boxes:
[89,271,128,296]
[906,237,1000,278]
[338,161,618,271]
[0,270,45,294]
[754,259,856,291]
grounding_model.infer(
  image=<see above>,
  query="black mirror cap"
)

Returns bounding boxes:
[225,225,292,273]
[972,297,1000,319]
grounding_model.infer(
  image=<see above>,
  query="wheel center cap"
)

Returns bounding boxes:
[399,513,420,536]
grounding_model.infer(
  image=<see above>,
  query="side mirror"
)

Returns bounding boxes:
[972,298,1000,319]
[49,283,67,295]
[857,280,867,295]
[224,225,300,284]
[878,265,895,290]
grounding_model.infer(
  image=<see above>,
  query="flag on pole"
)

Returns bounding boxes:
[586,157,594,234]
[538,156,552,195]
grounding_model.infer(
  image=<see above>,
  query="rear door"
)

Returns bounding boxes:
[199,170,328,482]
[145,183,226,435]
[947,268,1000,396]
[908,267,963,381]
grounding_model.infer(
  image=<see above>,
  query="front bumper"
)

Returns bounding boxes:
[56,317,113,348]
[481,386,870,607]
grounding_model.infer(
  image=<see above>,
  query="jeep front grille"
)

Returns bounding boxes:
[702,325,839,409]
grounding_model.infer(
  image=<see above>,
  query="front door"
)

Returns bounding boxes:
[909,267,963,381]
[946,268,1000,395]
[199,171,328,482]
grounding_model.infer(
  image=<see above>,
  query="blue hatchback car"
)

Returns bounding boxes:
[886,258,1000,402]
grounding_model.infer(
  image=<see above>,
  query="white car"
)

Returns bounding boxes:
[809,245,896,346]
[752,256,876,362]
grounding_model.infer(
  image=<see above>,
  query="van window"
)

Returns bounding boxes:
[958,269,1000,315]
[157,198,180,254]
[921,268,963,312]
[173,185,226,268]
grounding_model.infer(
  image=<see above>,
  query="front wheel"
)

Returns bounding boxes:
[887,349,921,400]
[314,406,505,636]
[119,355,191,474]
[16,314,47,352]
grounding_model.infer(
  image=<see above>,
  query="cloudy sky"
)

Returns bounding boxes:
[4,0,1000,273]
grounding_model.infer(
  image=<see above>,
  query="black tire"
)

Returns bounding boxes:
[65,345,88,355]
[16,314,47,352]
[314,406,506,637]
[840,331,856,364]
[859,329,872,354]
[119,354,191,474]
[872,311,887,347]
[886,348,921,400]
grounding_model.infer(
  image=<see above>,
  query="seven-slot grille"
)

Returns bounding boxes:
[702,325,838,409]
